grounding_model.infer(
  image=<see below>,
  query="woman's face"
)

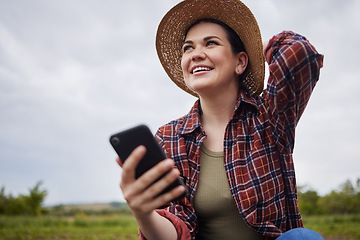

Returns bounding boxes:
[181,22,247,97]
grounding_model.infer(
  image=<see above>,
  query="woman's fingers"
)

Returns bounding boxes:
[153,185,185,207]
[136,186,186,214]
[118,146,186,215]
[120,148,179,196]
[115,157,122,167]
[130,168,186,214]
[130,159,175,195]
[144,169,186,208]
[142,167,180,199]
[121,145,147,185]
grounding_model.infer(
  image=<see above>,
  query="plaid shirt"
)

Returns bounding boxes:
[142,31,323,240]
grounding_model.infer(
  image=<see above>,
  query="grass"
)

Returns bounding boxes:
[0,214,139,240]
[302,214,360,239]
[0,213,359,239]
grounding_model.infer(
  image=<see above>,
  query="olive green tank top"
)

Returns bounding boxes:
[194,145,264,240]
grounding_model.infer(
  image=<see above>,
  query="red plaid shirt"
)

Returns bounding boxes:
[141,31,324,239]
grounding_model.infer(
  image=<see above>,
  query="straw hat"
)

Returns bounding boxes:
[156,0,265,97]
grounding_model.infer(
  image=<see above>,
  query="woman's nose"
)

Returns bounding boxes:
[191,48,206,61]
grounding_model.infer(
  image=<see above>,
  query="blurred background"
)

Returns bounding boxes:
[0,0,359,206]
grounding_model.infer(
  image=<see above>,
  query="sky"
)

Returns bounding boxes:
[0,0,359,206]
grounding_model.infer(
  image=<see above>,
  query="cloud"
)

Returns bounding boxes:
[0,0,359,204]
[0,0,191,204]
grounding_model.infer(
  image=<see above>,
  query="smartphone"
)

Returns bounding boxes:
[109,124,186,200]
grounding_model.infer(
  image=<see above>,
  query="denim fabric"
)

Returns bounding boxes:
[276,228,324,240]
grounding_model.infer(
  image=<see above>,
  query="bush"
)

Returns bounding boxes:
[298,178,360,215]
[0,181,47,216]
[298,187,320,215]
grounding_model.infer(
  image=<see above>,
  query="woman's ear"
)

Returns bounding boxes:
[235,52,248,75]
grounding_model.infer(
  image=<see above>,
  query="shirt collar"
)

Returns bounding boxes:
[179,100,203,135]
[179,91,259,135]
[234,90,259,112]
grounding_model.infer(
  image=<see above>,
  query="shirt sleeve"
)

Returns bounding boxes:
[138,210,191,240]
[263,31,324,153]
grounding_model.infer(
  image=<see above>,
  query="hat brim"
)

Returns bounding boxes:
[156,0,265,97]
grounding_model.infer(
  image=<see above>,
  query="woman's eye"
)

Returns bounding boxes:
[207,41,218,46]
[183,45,193,53]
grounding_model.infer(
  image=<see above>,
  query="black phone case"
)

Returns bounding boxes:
[109,124,186,199]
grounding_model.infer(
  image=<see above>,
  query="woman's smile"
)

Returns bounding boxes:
[191,66,214,74]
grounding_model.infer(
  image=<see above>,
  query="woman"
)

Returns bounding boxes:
[118,0,324,239]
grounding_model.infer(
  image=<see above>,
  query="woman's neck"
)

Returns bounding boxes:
[199,89,238,126]
[199,89,239,152]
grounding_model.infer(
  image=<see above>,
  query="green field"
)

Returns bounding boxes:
[0,214,359,240]
[0,214,139,240]
[302,214,360,240]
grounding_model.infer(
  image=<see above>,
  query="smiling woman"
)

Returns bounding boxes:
[115,0,324,239]
[180,21,249,102]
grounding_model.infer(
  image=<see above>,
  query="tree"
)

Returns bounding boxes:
[24,181,48,216]
[0,181,48,216]
[298,185,320,215]
[0,187,6,214]
[319,179,360,214]
[6,194,27,215]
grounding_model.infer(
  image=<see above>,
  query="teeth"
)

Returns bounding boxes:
[193,67,212,73]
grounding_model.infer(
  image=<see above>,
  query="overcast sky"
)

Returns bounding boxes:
[0,0,359,206]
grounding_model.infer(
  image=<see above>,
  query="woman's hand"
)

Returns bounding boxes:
[116,145,185,218]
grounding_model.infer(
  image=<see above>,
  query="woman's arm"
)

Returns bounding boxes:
[264,31,324,119]
[263,31,324,152]
[117,145,186,240]
[135,210,178,240]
